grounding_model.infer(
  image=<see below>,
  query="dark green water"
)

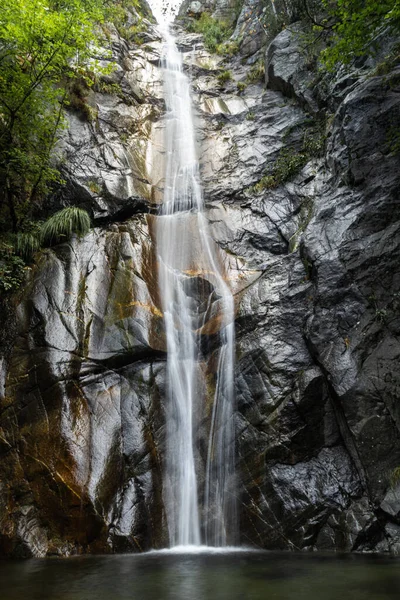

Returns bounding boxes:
[1,551,400,600]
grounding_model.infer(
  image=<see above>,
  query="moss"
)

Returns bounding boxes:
[248,120,326,194]
[288,197,314,253]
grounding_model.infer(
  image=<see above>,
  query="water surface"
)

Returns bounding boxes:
[1,551,400,600]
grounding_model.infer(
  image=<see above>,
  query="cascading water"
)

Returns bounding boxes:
[155,19,237,548]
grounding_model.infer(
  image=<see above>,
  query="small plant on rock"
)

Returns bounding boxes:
[217,70,232,86]
[216,40,240,57]
[246,59,265,83]
[41,207,91,246]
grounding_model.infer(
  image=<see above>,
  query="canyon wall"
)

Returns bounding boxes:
[1,1,400,556]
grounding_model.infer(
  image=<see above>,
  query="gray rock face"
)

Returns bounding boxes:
[1,11,400,556]
[178,0,238,24]
[265,24,318,113]
[233,0,268,59]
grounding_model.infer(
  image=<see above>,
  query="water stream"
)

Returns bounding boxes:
[155,24,236,547]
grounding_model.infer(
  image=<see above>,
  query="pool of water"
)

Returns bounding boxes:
[1,550,400,600]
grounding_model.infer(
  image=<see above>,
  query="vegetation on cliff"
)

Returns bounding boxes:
[0,0,142,292]
[260,0,400,69]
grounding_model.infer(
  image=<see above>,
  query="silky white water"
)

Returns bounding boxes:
[155,23,237,547]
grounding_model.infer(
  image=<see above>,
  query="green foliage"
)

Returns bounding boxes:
[66,78,98,122]
[41,207,91,246]
[188,13,232,53]
[216,40,240,56]
[15,232,41,262]
[217,70,233,86]
[246,112,255,121]
[116,18,146,44]
[95,81,123,95]
[237,81,247,94]
[255,149,308,192]
[0,241,26,293]
[0,0,118,232]
[375,308,388,323]
[317,0,400,70]
[249,121,325,193]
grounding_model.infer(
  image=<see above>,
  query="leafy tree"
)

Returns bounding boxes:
[262,1,400,69]
[310,0,400,69]
[0,0,118,232]
[0,0,143,294]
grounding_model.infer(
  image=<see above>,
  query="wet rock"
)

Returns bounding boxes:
[1,11,400,556]
[381,484,400,519]
[187,1,204,17]
[265,24,319,113]
[178,0,238,24]
[233,0,268,59]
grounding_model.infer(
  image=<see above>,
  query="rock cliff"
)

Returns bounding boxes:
[1,1,400,556]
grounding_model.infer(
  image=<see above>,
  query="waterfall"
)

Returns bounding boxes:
[155,24,237,547]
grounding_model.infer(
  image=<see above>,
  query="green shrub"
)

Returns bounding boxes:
[217,70,232,86]
[303,127,326,157]
[250,149,308,193]
[237,81,247,94]
[320,0,400,71]
[41,207,91,246]
[0,242,26,293]
[216,40,240,56]
[188,13,232,53]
